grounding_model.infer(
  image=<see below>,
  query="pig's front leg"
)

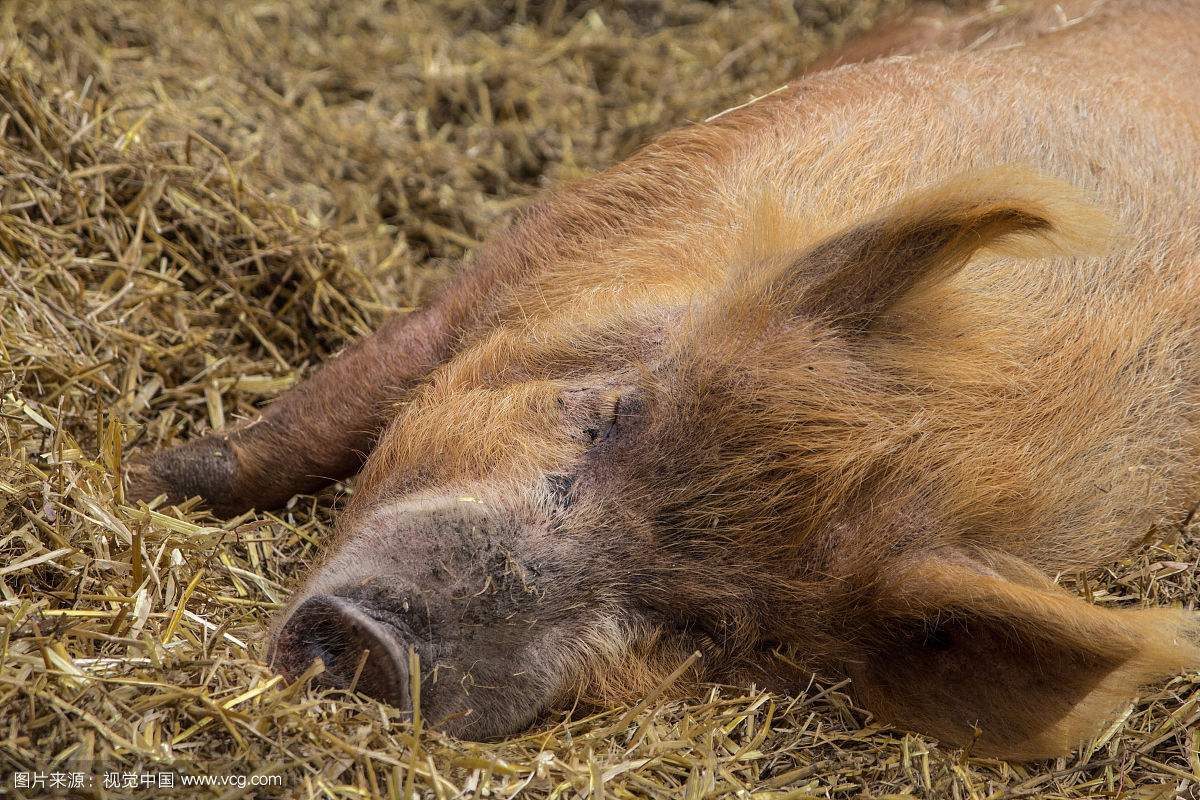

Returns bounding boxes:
[126,307,449,516]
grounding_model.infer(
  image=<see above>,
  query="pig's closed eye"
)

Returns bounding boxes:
[545,473,577,508]
[583,394,622,445]
[560,385,636,449]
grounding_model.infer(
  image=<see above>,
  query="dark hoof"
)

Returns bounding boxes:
[125,436,244,515]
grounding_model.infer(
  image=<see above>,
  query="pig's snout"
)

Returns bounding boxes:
[271,594,411,711]
[268,495,619,739]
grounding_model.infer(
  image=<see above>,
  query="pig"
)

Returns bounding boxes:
[128,0,1200,760]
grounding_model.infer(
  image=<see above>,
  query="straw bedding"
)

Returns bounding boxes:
[1,1,1197,797]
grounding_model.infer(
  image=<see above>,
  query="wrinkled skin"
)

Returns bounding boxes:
[130,0,1200,759]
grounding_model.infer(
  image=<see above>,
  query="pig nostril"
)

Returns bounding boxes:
[273,594,412,711]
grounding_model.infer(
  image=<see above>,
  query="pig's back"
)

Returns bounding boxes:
[772,0,1200,567]
[754,0,1200,285]
[509,0,1200,324]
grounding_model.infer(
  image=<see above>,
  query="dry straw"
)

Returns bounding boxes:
[0,0,1196,797]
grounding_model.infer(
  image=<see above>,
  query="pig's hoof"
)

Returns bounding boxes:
[125,436,242,515]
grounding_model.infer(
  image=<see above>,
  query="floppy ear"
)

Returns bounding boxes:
[764,168,1111,329]
[846,549,1199,760]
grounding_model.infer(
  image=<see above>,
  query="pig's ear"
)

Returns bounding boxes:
[847,549,1199,759]
[766,169,1111,330]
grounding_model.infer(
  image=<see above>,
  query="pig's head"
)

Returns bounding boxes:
[269,170,1199,758]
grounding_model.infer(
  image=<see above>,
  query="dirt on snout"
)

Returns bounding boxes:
[1,1,1198,798]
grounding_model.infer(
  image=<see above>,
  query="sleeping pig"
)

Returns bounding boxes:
[128,0,1200,759]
